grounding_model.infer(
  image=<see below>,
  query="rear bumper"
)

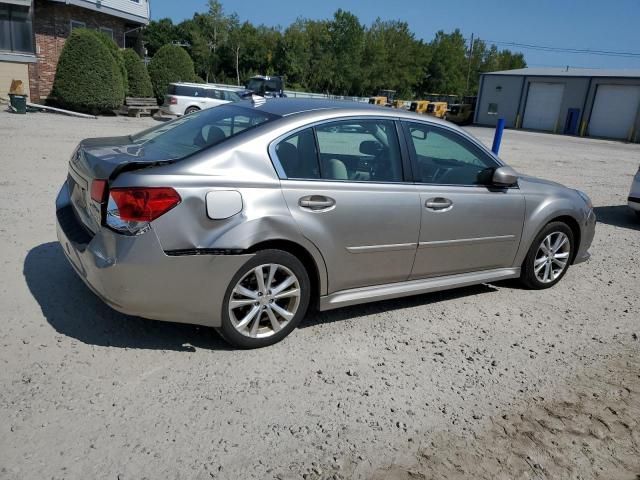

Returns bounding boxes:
[160,104,182,116]
[55,183,252,327]
[628,196,640,212]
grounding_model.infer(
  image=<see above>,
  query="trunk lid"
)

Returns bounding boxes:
[67,135,173,233]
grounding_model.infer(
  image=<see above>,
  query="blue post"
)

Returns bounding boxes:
[492,118,505,155]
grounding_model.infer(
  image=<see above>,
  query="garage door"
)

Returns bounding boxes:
[589,85,640,140]
[522,83,565,132]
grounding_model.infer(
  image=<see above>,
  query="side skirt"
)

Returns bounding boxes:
[318,267,521,311]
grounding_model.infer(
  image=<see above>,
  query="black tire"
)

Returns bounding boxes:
[184,106,200,115]
[217,249,311,348]
[520,221,574,290]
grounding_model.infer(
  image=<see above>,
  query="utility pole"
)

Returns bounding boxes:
[466,33,475,94]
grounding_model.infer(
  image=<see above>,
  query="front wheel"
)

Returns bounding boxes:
[217,250,310,348]
[520,222,574,289]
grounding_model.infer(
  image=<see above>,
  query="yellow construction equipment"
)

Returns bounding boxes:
[426,101,448,118]
[409,100,429,114]
[368,89,396,107]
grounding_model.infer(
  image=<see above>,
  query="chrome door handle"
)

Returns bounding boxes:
[425,197,453,211]
[299,195,335,210]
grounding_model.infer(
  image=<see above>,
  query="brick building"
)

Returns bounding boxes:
[0,0,150,102]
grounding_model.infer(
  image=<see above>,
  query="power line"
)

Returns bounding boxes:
[483,39,640,58]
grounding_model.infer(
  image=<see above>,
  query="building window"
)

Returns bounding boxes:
[488,103,498,115]
[0,4,34,54]
[100,27,114,39]
[70,20,86,31]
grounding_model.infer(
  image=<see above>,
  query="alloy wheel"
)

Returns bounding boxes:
[534,231,570,283]
[228,263,301,338]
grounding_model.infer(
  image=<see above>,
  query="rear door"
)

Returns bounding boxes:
[402,121,525,279]
[273,119,420,293]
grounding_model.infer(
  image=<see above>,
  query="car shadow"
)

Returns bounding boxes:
[301,283,499,328]
[594,205,639,231]
[26,242,502,350]
[23,242,231,352]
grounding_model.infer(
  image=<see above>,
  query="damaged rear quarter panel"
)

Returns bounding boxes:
[111,135,329,295]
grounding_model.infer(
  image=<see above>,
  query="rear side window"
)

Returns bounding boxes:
[129,105,277,162]
[273,119,404,182]
[315,120,403,182]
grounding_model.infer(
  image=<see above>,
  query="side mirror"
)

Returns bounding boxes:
[492,166,518,187]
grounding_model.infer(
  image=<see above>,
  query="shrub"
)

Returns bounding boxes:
[91,30,128,95]
[51,29,124,113]
[122,49,154,97]
[148,44,197,101]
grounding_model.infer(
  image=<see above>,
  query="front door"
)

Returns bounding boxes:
[402,121,525,279]
[273,119,420,293]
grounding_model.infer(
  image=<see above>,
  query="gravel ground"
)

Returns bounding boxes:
[0,110,639,480]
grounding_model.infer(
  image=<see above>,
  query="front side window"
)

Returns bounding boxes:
[315,119,403,182]
[128,104,276,162]
[405,122,497,186]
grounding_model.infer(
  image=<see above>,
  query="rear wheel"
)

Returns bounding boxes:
[218,249,310,348]
[520,221,574,289]
[184,106,200,115]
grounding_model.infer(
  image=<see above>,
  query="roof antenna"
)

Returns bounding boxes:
[566,65,569,72]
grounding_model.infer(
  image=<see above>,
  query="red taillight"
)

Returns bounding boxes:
[169,96,177,105]
[90,179,108,203]
[109,187,181,222]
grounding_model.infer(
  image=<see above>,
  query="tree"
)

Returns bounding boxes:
[328,10,364,95]
[423,29,467,96]
[51,29,124,112]
[122,49,154,97]
[147,44,197,101]
[143,18,182,57]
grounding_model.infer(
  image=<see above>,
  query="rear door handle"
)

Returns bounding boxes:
[299,195,335,211]
[425,197,453,211]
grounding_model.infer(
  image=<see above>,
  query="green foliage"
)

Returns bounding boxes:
[51,28,125,112]
[122,49,153,97]
[143,8,527,98]
[148,44,197,101]
[90,30,128,94]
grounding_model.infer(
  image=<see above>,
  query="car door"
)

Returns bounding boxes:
[402,121,525,279]
[272,119,421,293]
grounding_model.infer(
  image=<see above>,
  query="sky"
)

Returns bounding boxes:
[150,0,640,70]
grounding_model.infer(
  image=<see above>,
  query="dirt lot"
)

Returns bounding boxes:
[0,110,639,480]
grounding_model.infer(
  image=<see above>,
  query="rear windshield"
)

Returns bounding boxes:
[129,104,277,162]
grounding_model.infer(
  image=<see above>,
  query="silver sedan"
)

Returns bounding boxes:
[56,99,596,348]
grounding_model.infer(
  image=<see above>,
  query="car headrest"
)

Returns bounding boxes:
[277,142,298,164]
[206,126,226,146]
[360,140,382,156]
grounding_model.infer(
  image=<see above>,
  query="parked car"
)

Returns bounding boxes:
[161,82,243,116]
[56,99,596,348]
[629,164,640,217]
[244,75,287,98]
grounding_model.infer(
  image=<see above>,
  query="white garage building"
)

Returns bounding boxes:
[474,68,640,143]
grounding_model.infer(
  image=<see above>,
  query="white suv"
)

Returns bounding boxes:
[161,83,243,116]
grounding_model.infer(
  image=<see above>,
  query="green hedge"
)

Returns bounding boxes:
[51,29,124,113]
[148,44,197,101]
[92,30,128,95]
[122,49,154,97]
